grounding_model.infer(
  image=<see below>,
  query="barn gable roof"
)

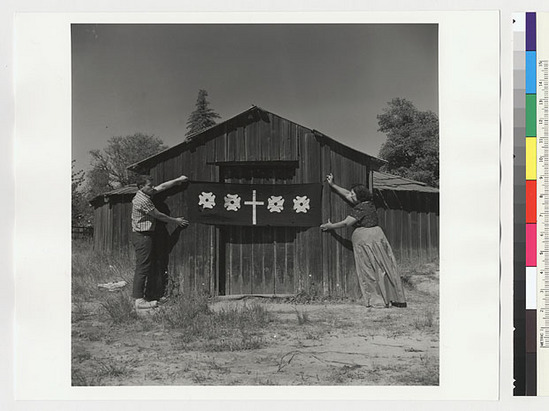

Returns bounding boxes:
[127,105,386,173]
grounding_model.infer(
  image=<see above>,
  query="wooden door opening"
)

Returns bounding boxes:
[217,164,297,295]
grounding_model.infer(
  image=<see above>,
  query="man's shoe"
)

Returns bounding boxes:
[135,298,158,309]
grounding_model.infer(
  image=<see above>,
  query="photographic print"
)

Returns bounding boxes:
[70,23,439,386]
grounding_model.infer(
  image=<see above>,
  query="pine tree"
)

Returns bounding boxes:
[185,89,221,139]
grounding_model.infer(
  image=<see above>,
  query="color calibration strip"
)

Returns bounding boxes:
[526,11,537,396]
[515,12,549,396]
[513,12,527,395]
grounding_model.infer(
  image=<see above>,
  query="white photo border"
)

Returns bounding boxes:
[14,11,500,400]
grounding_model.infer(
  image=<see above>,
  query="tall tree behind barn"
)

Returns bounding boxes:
[91,106,438,298]
[377,98,439,188]
[87,133,168,199]
[185,89,221,139]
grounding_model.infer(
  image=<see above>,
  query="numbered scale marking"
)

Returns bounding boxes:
[538,59,549,349]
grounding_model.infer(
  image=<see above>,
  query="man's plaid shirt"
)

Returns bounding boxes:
[131,190,156,232]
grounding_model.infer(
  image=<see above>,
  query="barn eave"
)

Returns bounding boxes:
[89,184,138,207]
[373,171,439,193]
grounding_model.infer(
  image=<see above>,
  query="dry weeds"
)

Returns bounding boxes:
[72,240,439,386]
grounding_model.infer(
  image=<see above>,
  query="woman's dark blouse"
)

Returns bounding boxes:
[349,201,378,228]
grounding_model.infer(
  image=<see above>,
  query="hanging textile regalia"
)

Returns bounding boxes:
[187,181,322,227]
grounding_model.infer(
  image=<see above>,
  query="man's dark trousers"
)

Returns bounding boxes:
[132,231,154,299]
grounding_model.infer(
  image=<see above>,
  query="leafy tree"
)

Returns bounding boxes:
[72,160,92,226]
[377,98,439,187]
[87,133,168,198]
[185,89,221,139]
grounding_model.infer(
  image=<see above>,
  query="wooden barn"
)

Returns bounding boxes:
[90,106,438,298]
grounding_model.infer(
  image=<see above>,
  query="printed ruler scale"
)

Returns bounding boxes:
[538,13,549,394]
[539,59,549,355]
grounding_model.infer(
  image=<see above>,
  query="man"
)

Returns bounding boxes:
[131,174,189,309]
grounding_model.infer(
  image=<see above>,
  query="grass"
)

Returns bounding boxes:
[327,365,364,384]
[322,311,355,329]
[413,308,436,330]
[95,359,132,378]
[72,369,100,386]
[156,296,271,350]
[254,377,277,385]
[191,372,211,384]
[72,240,133,303]
[216,301,271,328]
[156,293,212,331]
[200,333,265,352]
[101,291,137,324]
[72,240,274,363]
[400,274,416,291]
[398,256,439,291]
[72,243,137,324]
[398,255,439,274]
[394,354,439,386]
[289,289,351,305]
[71,358,133,386]
[294,307,311,325]
[76,326,107,342]
[205,358,231,374]
[72,345,92,362]
[71,239,439,386]
[71,300,91,322]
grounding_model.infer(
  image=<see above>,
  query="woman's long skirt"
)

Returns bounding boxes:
[351,226,407,307]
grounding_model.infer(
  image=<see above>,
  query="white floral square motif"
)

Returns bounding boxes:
[267,196,284,213]
[293,196,310,213]
[224,194,241,211]
[198,192,216,209]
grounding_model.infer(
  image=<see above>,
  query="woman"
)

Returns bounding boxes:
[320,173,407,308]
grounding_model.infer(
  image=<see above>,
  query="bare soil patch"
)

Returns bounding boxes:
[72,268,438,386]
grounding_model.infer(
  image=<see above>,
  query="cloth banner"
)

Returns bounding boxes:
[187,181,322,227]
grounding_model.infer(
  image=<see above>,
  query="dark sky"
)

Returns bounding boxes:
[72,23,438,172]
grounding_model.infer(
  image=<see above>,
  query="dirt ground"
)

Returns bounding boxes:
[72,267,439,386]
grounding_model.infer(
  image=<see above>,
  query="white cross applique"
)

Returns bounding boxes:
[244,190,265,225]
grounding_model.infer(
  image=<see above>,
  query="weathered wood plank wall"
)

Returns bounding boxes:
[92,109,438,298]
[375,191,439,263]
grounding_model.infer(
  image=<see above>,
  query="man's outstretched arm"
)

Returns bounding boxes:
[154,175,189,193]
[148,208,189,228]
